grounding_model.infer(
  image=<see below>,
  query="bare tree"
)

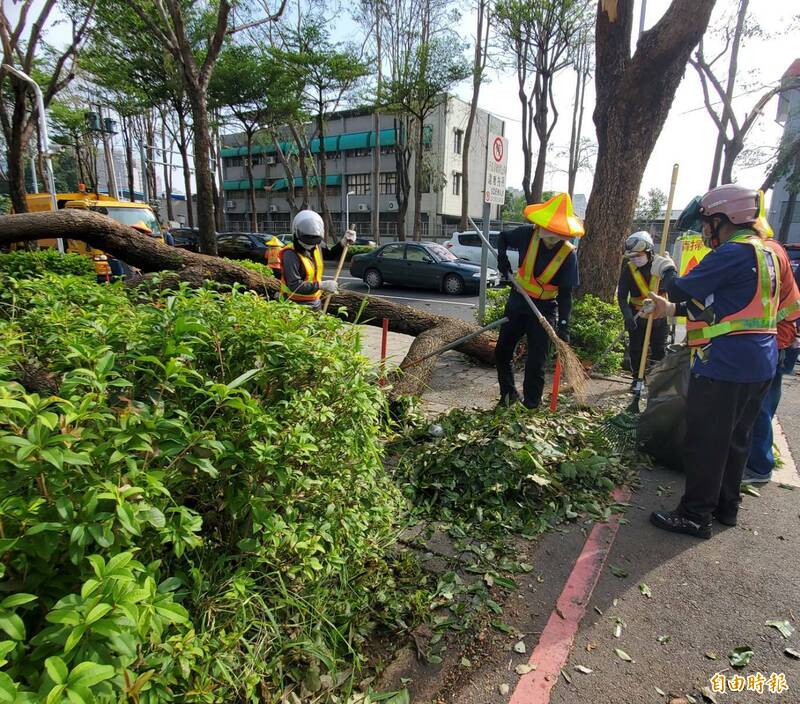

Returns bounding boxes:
[0,0,95,213]
[494,0,592,203]
[578,0,716,301]
[566,28,592,196]
[459,0,492,230]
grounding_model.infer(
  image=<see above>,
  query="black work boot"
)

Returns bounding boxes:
[650,510,712,539]
[712,509,738,527]
[497,392,521,409]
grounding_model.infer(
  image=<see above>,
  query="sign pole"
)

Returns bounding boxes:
[479,125,509,323]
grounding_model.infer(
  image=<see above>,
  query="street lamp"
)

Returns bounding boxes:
[345,190,355,233]
[2,64,63,252]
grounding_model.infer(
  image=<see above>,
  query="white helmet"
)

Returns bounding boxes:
[625,230,654,255]
[292,210,325,246]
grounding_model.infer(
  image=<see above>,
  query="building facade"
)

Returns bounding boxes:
[220,94,505,239]
[768,59,800,243]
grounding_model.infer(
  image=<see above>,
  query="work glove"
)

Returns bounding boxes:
[340,229,357,246]
[319,280,339,294]
[642,292,675,319]
[650,254,676,278]
[497,252,512,278]
[557,322,570,343]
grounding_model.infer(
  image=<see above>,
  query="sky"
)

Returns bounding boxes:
[13,0,800,211]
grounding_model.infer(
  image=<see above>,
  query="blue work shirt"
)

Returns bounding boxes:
[500,225,580,318]
[673,240,777,383]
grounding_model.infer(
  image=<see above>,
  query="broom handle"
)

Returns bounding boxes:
[468,217,562,343]
[321,230,351,314]
[636,163,679,382]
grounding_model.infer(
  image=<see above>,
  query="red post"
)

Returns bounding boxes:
[549,359,561,412]
[379,317,389,386]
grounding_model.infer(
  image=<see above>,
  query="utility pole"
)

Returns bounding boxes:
[96,103,119,199]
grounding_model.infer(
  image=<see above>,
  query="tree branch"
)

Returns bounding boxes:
[22,0,56,71]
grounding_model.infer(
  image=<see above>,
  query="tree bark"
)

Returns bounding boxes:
[0,211,498,396]
[315,113,334,240]
[187,89,218,254]
[161,118,175,220]
[413,118,424,241]
[579,0,716,301]
[124,116,136,202]
[177,111,194,228]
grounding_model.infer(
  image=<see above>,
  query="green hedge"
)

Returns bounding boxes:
[478,288,625,373]
[0,274,403,701]
[0,249,94,279]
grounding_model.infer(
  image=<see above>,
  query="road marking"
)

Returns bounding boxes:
[509,487,630,704]
[772,418,800,487]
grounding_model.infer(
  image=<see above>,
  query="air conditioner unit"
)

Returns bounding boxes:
[357,203,369,212]
[387,201,398,211]
[269,205,279,213]
[266,156,276,165]
[225,200,236,210]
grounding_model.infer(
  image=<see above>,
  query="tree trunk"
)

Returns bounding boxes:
[187,88,218,255]
[372,112,381,243]
[778,192,797,244]
[413,118,424,241]
[289,124,311,211]
[518,80,532,203]
[0,210,499,397]
[161,119,175,220]
[177,111,194,228]
[394,117,410,241]
[272,128,299,216]
[579,0,716,301]
[7,86,32,213]
[145,113,157,203]
[246,129,257,232]
[460,0,489,231]
[124,117,136,202]
[212,112,226,231]
[720,135,742,184]
[316,114,334,240]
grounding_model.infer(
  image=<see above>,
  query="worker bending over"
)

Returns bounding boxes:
[644,185,790,538]
[280,210,356,308]
[617,231,668,385]
[495,193,582,409]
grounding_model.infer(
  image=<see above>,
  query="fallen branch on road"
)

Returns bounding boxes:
[0,210,498,397]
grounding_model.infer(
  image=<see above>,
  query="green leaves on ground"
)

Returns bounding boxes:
[765,619,795,638]
[728,646,755,668]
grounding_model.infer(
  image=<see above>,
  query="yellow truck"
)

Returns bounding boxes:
[23,190,163,279]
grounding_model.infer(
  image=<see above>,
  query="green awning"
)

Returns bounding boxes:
[269,174,342,191]
[368,128,397,148]
[222,178,266,191]
[339,131,370,150]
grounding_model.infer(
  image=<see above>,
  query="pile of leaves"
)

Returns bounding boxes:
[390,404,635,536]
[0,272,415,702]
[478,289,625,373]
[0,248,94,279]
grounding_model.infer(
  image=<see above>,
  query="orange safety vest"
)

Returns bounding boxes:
[279,243,323,303]
[514,230,574,300]
[627,262,658,310]
[266,245,281,269]
[686,232,780,347]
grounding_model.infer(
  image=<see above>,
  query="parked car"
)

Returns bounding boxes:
[443,230,520,270]
[349,241,500,295]
[216,232,276,263]
[168,227,199,252]
[353,236,377,247]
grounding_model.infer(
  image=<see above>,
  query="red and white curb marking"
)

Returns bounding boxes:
[509,487,631,704]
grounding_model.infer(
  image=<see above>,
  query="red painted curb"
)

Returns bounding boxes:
[509,487,631,704]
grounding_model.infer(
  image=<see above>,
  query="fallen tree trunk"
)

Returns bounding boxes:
[0,211,498,396]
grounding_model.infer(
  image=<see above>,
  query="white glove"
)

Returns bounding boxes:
[642,292,675,319]
[341,230,357,246]
[650,254,676,278]
[319,280,339,294]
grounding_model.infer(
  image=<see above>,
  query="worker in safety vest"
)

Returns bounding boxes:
[644,184,786,539]
[265,235,283,279]
[495,192,582,408]
[616,231,668,385]
[279,210,356,308]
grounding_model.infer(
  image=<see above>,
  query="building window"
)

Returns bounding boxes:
[454,129,463,155]
[251,155,264,166]
[379,172,397,195]
[347,173,371,195]
[452,172,462,196]
[226,156,243,168]
[345,148,372,158]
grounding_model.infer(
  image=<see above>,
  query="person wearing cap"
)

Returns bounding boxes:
[617,231,669,385]
[643,184,786,538]
[280,210,356,308]
[495,192,583,408]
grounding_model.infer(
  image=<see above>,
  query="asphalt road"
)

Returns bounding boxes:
[324,273,482,322]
